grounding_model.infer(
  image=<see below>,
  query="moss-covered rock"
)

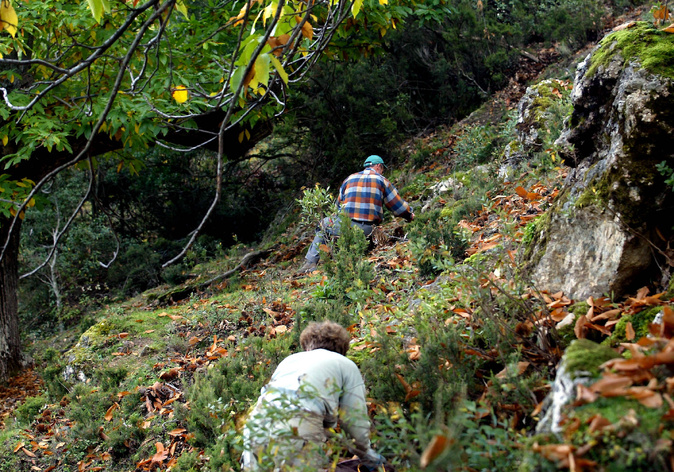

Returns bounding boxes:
[516,79,572,151]
[563,338,619,379]
[536,339,618,434]
[499,79,572,179]
[564,396,672,471]
[588,22,674,79]
[521,22,674,300]
[61,307,173,384]
[603,307,660,347]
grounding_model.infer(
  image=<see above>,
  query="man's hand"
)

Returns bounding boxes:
[361,451,386,471]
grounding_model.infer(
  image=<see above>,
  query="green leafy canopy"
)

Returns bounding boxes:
[0,0,433,223]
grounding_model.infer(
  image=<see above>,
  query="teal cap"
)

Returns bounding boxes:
[363,155,386,168]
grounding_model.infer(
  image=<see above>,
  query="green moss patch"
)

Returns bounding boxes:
[573,396,665,430]
[589,22,674,79]
[529,79,573,123]
[574,159,666,228]
[563,339,619,378]
[603,308,660,347]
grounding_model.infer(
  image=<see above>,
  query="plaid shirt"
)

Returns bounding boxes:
[338,168,413,224]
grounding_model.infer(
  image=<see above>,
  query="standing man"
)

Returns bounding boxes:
[299,155,415,274]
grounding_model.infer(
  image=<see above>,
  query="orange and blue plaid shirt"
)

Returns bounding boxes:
[338,168,413,224]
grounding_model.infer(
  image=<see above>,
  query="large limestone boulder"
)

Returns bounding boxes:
[523,23,674,300]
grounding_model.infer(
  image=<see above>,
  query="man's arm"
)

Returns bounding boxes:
[338,363,384,466]
[381,178,414,221]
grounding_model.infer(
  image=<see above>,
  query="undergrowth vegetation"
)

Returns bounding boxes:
[5,2,669,472]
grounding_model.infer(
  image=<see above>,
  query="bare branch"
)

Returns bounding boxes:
[1,0,172,266]
[20,158,95,280]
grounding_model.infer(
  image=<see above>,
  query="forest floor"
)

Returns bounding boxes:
[1,4,667,472]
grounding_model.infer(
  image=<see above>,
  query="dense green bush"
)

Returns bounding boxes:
[408,208,469,277]
[322,214,375,304]
[14,395,49,426]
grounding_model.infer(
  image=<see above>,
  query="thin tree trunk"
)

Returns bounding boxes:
[0,218,23,382]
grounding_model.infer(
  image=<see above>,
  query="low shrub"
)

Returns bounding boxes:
[322,214,375,305]
[179,334,295,470]
[14,395,49,426]
[408,208,469,277]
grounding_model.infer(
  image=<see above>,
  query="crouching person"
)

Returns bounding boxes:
[241,321,385,471]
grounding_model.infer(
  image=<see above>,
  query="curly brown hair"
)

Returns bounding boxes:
[299,321,351,355]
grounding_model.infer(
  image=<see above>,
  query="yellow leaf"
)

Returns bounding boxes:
[86,0,107,23]
[270,55,288,84]
[295,16,313,40]
[238,131,244,143]
[175,0,188,19]
[379,0,388,5]
[229,2,249,25]
[172,85,189,104]
[2,135,7,146]
[351,0,363,18]
[664,23,674,33]
[262,2,275,26]
[0,0,18,38]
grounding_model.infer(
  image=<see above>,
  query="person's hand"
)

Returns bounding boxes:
[409,212,415,221]
[361,451,386,471]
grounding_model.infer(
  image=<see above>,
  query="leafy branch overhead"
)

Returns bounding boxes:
[0,0,419,228]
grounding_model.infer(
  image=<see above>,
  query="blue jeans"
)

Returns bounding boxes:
[305,216,374,263]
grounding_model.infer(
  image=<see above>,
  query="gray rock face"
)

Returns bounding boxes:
[536,362,592,434]
[530,208,651,299]
[420,177,464,213]
[524,25,674,300]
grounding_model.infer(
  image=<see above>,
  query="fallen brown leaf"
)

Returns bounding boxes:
[420,435,452,468]
[104,402,119,422]
[625,321,635,341]
[151,442,168,464]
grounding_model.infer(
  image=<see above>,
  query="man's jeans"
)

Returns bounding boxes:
[305,216,374,263]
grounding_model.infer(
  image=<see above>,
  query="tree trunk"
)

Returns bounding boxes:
[0,218,23,382]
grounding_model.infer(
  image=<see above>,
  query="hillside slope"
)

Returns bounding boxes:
[2,5,673,472]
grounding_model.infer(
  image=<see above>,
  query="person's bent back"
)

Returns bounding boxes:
[241,321,384,471]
